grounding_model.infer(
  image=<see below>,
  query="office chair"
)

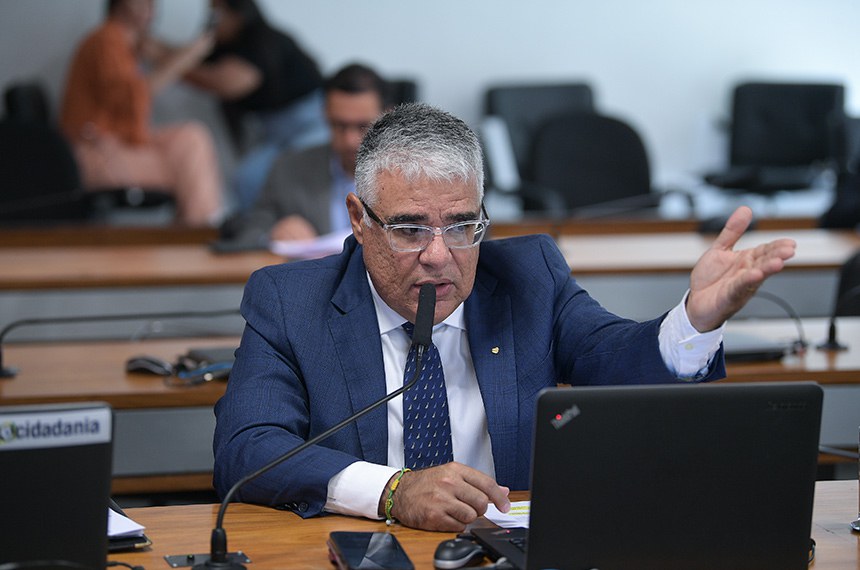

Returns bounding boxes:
[387,78,419,107]
[704,82,846,194]
[526,112,680,215]
[833,250,860,317]
[2,81,175,222]
[820,118,860,229]
[483,82,595,185]
[0,119,92,223]
[4,81,52,123]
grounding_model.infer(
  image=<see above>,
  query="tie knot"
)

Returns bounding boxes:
[401,322,415,338]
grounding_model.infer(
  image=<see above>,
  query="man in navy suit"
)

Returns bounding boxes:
[214,103,796,531]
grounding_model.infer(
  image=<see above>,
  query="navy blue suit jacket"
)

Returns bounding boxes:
[213,234,725,516]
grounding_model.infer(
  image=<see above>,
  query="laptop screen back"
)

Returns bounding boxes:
[523,382,821,570]
[0,402,113,570]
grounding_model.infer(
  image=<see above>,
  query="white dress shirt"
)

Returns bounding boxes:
[324,281,723,519]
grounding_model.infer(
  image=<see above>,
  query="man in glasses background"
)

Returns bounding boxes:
[218,63,389,248]
[214,103,796,531]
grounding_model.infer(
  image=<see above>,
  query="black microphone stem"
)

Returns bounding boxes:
[748,290,808,352]
[199,344,427,569]
[216,343,426,528]
[199,282,438,568]
[817,283,860,351]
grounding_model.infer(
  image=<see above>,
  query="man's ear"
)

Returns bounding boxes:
[346,193,365,244]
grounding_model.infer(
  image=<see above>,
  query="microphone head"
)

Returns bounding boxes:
[412,283,436,348]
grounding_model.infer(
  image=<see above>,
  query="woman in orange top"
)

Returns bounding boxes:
[61,0,225,227]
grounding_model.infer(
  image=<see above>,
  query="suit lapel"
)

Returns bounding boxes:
[328,240,389,464]
[465,271,519,485]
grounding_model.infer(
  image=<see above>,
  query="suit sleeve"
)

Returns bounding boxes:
[535,235,726,384]
[212,269,360,517]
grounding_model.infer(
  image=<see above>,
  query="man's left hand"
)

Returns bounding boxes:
[686,206,796,332]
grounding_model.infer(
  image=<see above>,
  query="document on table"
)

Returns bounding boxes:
[485,500,530,528]
[270,229,351,260]
[108,508,145,538]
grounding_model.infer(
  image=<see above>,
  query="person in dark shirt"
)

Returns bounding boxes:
[218,63,390,247]
[187,0,329,210]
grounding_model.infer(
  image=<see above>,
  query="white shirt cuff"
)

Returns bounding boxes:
[325,461,399,520]
[659,291,724,380]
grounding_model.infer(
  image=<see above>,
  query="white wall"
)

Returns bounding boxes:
[2,0,858,188]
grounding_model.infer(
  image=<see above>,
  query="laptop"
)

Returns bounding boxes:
[0,402,113,570]
[472,382,822,570]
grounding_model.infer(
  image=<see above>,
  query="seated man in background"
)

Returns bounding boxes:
[219,63,388,247]
[61,0,225,227]
[213,103,797,531]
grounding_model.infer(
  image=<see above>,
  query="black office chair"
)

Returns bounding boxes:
[2,81,175,222]
[704,82,846,194]
[484,82,595,184]
[4,81,52,123]
[526,112,679,215]
[833,250,860,317]
[0,119,92,223]
[820,118,860,229]
[387,78,419,107]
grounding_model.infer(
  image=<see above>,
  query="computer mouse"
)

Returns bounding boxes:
[125,355,174,376]
[433,537,485,569]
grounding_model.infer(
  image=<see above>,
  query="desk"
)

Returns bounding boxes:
[0,244,282,290]
[111,481,858,569]
[558,229,859,320]
[558,229,859,275]
[0,224,218,247]
[724,317,860,385]
[5,319,858,490]
[1,336,239,493]
[0,243,281,342]
[490,215,818,239]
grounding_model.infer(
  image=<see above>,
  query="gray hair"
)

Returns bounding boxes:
[354,103,484,209]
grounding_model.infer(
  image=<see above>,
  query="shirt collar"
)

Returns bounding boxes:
[366,273,466,335]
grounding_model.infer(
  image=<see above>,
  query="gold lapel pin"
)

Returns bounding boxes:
[491,347,500,354]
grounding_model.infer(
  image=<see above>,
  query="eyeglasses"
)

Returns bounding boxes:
[360,199,490,252]
[328,120,373,135]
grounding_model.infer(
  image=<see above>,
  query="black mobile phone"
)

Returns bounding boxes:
[327,531,414,570]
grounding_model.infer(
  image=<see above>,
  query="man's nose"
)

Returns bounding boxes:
[418,232,451,266]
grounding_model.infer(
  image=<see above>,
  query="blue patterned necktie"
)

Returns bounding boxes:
[401,322,454,469]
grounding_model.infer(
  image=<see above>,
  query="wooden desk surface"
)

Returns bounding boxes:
[490,215,818,238]
[558,228,860,275]
[3,227,855,290]
[0,224,218,247]
[0,244,283,290]
[724,317,860,384]
[3,318,857,412]
[112,481,857,569]
[1,337,238,409]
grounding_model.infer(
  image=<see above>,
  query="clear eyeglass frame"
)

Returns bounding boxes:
[360,199,490,253]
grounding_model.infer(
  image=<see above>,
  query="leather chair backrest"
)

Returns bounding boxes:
[0,119,90,222]
[730,82,845,168]
[485,83,594,180]
[530,112,651,210]
[3,82,51,123]
[835,250,860,316]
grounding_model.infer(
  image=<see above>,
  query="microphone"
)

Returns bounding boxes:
[746,290,809,352]
[817,284,860,351]
[184,283,437,569]
[0,309,240,378]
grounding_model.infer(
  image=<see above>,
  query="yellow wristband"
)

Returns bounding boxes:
[384,467,411,525]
